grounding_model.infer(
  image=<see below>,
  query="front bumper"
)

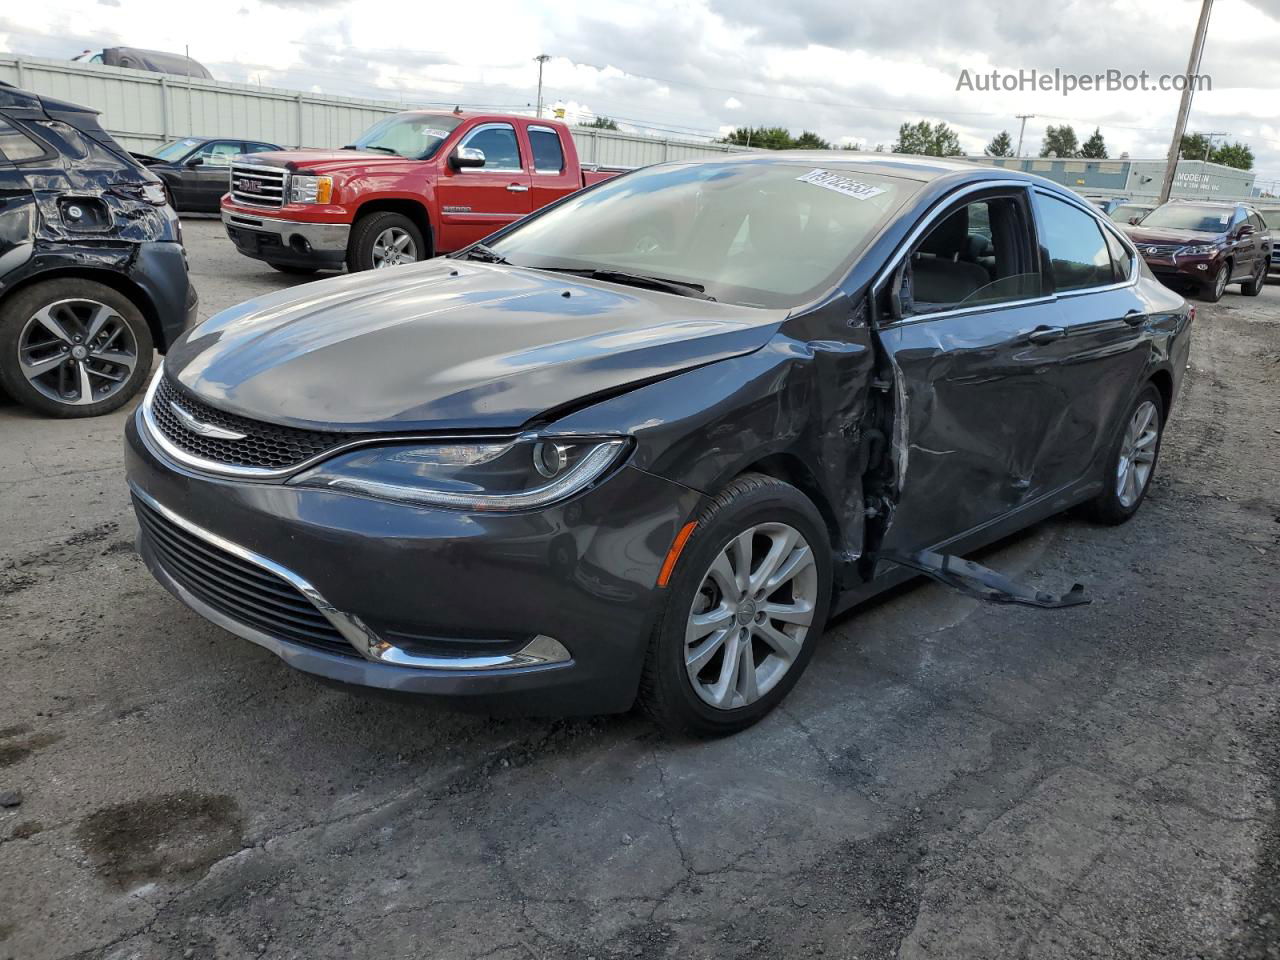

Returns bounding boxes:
[125,413,702,714]
[221,209,350,269]
[1141,252,1222,287]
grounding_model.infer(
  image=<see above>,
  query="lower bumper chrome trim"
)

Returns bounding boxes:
[131,485,571,672]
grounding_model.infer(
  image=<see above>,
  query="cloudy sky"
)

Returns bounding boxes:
[4,0,1280,185]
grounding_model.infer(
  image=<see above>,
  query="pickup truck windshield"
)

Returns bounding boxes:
[351,114,463,159]
[486,162,913,308]
[1140,205,1235,232]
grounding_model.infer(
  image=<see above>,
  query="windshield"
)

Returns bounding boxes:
[486,162,913,308]
[1109,204,1151,223]
[152,138,201,161]
[1139,204,1235,232]
[351,114,463,159]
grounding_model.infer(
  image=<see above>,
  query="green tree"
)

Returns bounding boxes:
[893,120,963,157]
[721,126,796,150]
[1211,140,1254,170]
[1081,127,1108,159]
[583,116,619,130]
[793,130,832,149]
[1180,132,1213,160]
[1039,124,1080,158]
[984,130,1014,157]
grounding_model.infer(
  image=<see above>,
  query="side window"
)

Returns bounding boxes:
[460,124,522,171]
[1035,194,1115,292]
[1248,213,1265,231]
[1104,229,1133,282]
[528,126,565,174]
[245,142,275,154]
[902,195,1042,315]
[191,141,242,166]
[0,118,47,163]
[1231,207,1247,227]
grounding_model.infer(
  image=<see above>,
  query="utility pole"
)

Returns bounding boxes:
[534,54,551,119]
[1159,0,1214,203]
[1015,114,1034,158]
[1197,131,1227,195]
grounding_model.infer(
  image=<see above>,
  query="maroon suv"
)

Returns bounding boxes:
[1126,200,1270,302]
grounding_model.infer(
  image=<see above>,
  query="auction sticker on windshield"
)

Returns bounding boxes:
[796,169,888,201]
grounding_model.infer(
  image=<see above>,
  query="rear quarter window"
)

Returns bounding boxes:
[0,118,49,163]
[528,126,565,174]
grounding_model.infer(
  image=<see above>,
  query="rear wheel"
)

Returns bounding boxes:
[0,278,153,418]
[346,212,426,272]
[637,473,832,737]
[1082,384,1164,525]
[1240,257,1266,296]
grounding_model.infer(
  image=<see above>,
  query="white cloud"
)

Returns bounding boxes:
[724,96,742,109]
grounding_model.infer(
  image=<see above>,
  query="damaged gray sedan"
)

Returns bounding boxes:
[126,154,1192,736]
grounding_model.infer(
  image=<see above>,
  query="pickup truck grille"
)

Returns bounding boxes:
[229,162,287,207]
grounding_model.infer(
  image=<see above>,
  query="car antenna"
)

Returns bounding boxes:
[453,105,463,115]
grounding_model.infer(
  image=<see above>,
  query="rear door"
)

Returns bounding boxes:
[525,123,580,210]
[435,121,531,251]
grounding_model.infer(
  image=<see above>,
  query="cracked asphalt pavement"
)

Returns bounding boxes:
[1,220,1278,959]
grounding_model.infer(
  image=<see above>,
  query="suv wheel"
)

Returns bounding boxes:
[0,279,153,418]
[346,212,426,272]
[1240,257,1266,296]
[637,473,832,737]
[1200,260,1230,302]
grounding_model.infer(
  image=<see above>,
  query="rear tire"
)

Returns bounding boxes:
[1240,257,1266,296]
[1082,383,1164,525]
[637,473,832,737]
[346,212,426,272]
[0,278,153,419]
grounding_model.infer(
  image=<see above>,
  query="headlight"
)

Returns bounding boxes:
[289,437,628,511]
[1179,244,1219,256]
[110,181,170,206]
[289,175,333,204]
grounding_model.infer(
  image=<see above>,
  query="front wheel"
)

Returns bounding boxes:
[1200,260,1230,302]
[1082,384,1164,525]
[346,212,426,272]
[637,473,832,737]
[0,278,153,418]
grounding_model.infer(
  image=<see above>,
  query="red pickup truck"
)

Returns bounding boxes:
[219,111,625,273]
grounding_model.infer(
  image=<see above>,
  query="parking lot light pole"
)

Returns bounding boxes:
[1159,0,1215,203]
[534,54,551,119]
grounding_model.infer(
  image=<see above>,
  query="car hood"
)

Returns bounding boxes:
[165,261,786,432]
[238,149,417,175]
[1126,226,1223,245]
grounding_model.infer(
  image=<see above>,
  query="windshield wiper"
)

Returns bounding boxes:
[461,243,508,264]
[342,144,397,155]
[538,268,716,301]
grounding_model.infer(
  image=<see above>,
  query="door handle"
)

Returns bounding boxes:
[1026,325,1067,344]
[506,183,529,192]
[1121,310,1148,326]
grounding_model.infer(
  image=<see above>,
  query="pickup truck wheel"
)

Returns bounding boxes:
[0,278,153,419]
[347,213,425,272]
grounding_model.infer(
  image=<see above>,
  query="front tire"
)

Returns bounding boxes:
[637,473,832,737]
[1200,260,1230,302]
[0,279,153,418]
[1082,384,1164,525]
[346,212,426,272]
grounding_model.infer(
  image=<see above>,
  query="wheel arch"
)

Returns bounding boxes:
[1148,367,1174,415]
[0,267,162,351]
[728,452,842,554]
[351,197,434,256]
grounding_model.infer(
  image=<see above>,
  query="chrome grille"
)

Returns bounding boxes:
[229,162,287,207]
[1138,243,1182,258]
[149,376,346,472]
[134,497,358,659]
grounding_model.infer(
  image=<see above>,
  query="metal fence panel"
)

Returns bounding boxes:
[0,54,755,166]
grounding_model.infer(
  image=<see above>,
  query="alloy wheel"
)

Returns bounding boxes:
[17,299,138,407]
[1116,399,1160,508]
[684,522,818,710]
[1214,263,1229,299]
[371,227,418,268]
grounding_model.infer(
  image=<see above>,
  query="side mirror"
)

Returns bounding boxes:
[450,146,486,170]
[1237,224,1255,238]
[1129,215,1141,225]
[185,157,204,168]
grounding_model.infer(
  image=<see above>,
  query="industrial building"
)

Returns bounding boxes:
[962,154,1259,202]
